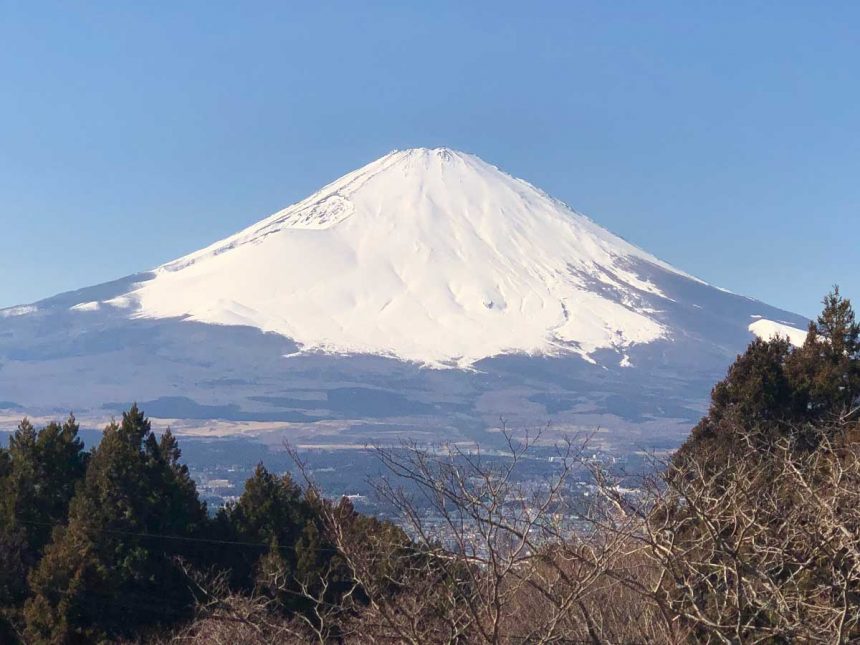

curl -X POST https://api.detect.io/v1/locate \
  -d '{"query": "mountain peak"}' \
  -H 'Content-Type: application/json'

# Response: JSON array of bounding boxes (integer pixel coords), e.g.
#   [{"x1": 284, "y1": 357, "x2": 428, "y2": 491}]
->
[
  {"x1": 162, "y1": 147, "x2": 509, "y2": 269},
  {"x1": 1, "y1": 151, "x2": 810, "y2": 444},
  {"x1": 369, "y1": 147, "x2": 489, "y2": 179},
  {"x1": 394, "y1": 146, "x2": 461, "y2": 156},
  {"x1": 390, "y1": 147, "x2": 469, "y2": 161},
  {"x1": 377, "y1": 147, "x2": 501, "y2": 178},
  {"x1": 63, "y1": 150, "x2": 723, "y2": 367}
]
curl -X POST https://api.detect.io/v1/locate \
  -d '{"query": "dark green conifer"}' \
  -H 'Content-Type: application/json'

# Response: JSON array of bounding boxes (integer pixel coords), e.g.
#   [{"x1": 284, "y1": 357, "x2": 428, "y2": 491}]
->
[
  {"x1": 0, "y1": 415, "x2": 87, "y2": 622},
  {"x1": 24, "y1": 405, "x2": 206, "y2": 643},
  {"x1": 679, "y1": 288, "x2": 860, "y2": 465},
  {"x1": 216, "y1": 464, "x2": 309, "y2": 589},
  {"x1": 787, "y1": 286, "x2": 860, "y2": 421}
]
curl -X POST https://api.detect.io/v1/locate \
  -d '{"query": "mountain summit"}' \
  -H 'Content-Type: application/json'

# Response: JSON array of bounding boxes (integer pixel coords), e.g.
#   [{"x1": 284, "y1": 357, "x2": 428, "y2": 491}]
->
[
  {"x1": 122, "y1": 148, "x2": 698, "y2": 367},
  {"x1": 0, "y1": 148, "x2": 809, "y2": 447}
]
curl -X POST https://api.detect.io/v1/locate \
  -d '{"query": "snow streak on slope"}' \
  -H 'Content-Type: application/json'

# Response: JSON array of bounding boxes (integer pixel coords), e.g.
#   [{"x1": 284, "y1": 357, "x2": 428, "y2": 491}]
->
[{"x1": 123, "y1": 148, "x2": 701, "y2": 367}]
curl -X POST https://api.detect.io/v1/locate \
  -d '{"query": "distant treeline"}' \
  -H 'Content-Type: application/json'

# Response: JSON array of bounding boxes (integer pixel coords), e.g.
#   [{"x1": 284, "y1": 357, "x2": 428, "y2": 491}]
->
[{"x1": 1, "y1": 288, "x2": 858, "y2": 644}]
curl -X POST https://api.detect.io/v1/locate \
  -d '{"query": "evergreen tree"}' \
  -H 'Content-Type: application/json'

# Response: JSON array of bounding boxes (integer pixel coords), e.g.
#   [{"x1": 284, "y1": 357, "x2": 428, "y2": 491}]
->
[
  {"x1": 0, "y1": 526, "x2": 29, "y2": 641},
  {"x1": 679, "y1": 288, "x2": 860, "y2": 463},
  {"x1": 295, "y1": 519, "x2": 324, "y2": 588},
  {"x1": 0, "y1": 416, "x2": 87, "y2": 611},
  {"x1": 678, "y1": 337, "x2": 796, "y2": 464},
  {"x1": 24, "y1": 405, "x2": 206, "y2": 643},
  {"x1": 787, "y1": 286, "x2": 860, "y2": 420},
  {"x1": 256, "y1": 535, "x2": 292, "y2": 606},
  {"x1": 709, "y1": 337, "x2": 797, "y2": 426},
  {"x1": 0, "y1": 445, "x2": 9, "y2": 478},
  {"x1": 8, "y1": 416, "x2": 87, "y2": 554},
  {"x1": 215, "y1": 464, "x2": 310, "y2": 589},
  {"x1": 214, "y1": 464, "x2": 354, "y2": 619},
  {"x1": 1, "y1": 419, "x2": 39, "y2": 541}
]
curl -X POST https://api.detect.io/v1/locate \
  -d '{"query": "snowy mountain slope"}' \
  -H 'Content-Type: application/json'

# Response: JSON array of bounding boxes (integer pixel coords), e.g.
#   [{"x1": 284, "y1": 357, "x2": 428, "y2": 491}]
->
[
  {"x1": 0, "y1": 148, "x2": 809, "y2": 449},
  {"x1": 121, "y1": 148, "x2": 699, "y2": 367}
]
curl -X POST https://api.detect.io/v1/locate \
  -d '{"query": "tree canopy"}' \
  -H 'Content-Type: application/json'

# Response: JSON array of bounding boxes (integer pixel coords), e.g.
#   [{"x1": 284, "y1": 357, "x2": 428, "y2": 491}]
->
[{"x1": 680, "y1": 287, "x2": 860, "y2": 461}]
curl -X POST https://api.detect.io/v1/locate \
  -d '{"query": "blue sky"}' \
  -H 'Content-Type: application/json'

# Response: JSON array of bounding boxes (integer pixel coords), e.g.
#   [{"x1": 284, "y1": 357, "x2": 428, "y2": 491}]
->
[{"x1": 1, "y1": 1, "x2": 857, "y2": 317}]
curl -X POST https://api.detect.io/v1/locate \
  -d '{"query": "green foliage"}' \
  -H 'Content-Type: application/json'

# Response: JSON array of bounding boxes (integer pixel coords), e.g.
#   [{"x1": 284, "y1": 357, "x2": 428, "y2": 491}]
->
[
  {"x1": 0, "y1": 413, "x2": 88, "y2": 638},
  {"x1": 0, "y1": 527, "x2": 28, "y2": 606},
  {"x1": 213, "y1": 463, "x2": 351, "y2": 618},
  {"x1": 0, "y1": 405, "x2": 408, "y2": 643},
  {"x1": 711, "y1": 337, "x2": 797, "y2": 426},
  {"x1": 228, "y1": 464, "x2": 307, "y2": 547},
  {"x1": 24, "y1": 405, "x2": 206, "y2": 643},
  {"x1": 212, "y1": 464, "x2": 309, "y2": 587},
  {"x1": 786, "y1": 286, "x2": 860, "y2": 420},
  {"x1": 295, "y1": 519, "x2": 324, "y2": 587},
  {"x1": 0, "y1": 416, "x2": 87, "y2": 556},
  {"x1": 680, "y1": 288, "x2": 860, "y2": 462}
]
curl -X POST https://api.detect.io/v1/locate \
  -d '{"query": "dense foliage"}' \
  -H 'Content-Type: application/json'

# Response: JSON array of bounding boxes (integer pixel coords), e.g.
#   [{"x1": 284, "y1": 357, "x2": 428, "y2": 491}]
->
[
  {"x1": 680, "y1": 286, "x2": 860, "y2": 461},
  {"x1": 0, "y1": 415, "x2": 87, "y2": 642},
  {"x1": 0, "y1": 406, "x2": 400, "y2": 644}
]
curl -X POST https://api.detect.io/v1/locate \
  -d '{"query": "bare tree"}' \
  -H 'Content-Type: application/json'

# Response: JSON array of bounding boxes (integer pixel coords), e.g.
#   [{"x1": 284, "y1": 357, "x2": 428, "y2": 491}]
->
[
  {"x1": 589, "y1": 422, "x2": 860, "y2": 644},
  {"x1": 159, "y1": 421, "x2": 858, "y2": 644},
  {"x1": 152, "y1": 561, "x2": 327, "y2": 645},
  {"x1": 288, "y1": 428, "x2": 683, "y2": 643}
]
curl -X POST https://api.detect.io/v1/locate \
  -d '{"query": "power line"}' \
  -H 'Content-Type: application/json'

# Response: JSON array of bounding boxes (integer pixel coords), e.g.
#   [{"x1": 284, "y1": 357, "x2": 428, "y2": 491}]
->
[{"x1": 13, "y1": 518, "x2": 342, "y2": 554}]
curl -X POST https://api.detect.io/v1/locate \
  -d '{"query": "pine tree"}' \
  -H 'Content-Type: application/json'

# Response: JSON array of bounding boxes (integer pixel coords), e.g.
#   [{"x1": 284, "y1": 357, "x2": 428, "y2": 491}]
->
[
  {"x1": 678, "y1": 337, "x2": 796, "y2": 464},
  {"x1": 215, "y1": 464, "x2": 310, "y2": 589},
  {"x1": 709, "y1": 337, "x2": 797, "y2": 426},
  {"x1": 0, "y1": 445, "x2": 9, "y2": 480},
  {"x1": 295, "y1": 519, "x2": 324, "y2": 588},
  {"x1": 213, "y1": 463, "x2": 356, "y2": 620},
  {"x1": 0, "y1": 526, "x2": 29, "y2": 639},
  {"x1": 256, "y1": 535, "x2": 292, "y2": 607},
  {"x1": 1, "y1": 419, "x2": 39, "y2": 535},
  {"x1": 787, "y1": 286, "x2": 860, "y2": 421},
  {"x1": 0, "y1": 416, "x2": 87, "y2": 616},
  {"x1": 24, "y1": 405, "x2": 206, "y2": 643},
  {"x1": 679, "y1": 288, "x2": 860, "y2": 463}
]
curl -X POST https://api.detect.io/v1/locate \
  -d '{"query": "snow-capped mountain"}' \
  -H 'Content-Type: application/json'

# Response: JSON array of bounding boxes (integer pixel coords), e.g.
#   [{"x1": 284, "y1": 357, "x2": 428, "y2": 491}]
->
[
  {"x1": 130, "y1": 148, "x2": 691, "y2": 367},
  {"x1": 0, "y1": 148, "x2": 808, "y2": 450}
]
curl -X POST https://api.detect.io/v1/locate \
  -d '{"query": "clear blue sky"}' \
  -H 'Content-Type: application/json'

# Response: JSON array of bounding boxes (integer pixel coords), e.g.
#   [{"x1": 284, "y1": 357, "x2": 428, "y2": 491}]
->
[{"x1": 1, "y1": 2, "x2": 857, "y2": 317}]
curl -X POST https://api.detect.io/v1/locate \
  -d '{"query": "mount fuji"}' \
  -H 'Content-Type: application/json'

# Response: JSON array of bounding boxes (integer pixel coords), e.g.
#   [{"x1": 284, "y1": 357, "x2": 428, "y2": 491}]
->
[{"x1": 0, "y1": 148, "x2": 807, "y2": 450}]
